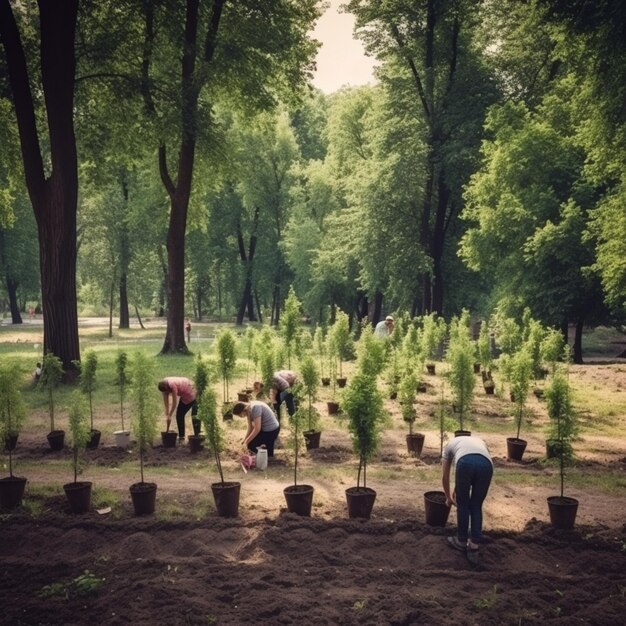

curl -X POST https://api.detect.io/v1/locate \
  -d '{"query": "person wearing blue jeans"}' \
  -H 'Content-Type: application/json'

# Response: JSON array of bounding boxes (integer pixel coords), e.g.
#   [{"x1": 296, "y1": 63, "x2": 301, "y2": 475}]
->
[
  {"x1": 270, "y1": 370, "x2": 298, "y2": 423},
  {"x1": 442, "y1": 433, "x2": 493, "y2": 564}
]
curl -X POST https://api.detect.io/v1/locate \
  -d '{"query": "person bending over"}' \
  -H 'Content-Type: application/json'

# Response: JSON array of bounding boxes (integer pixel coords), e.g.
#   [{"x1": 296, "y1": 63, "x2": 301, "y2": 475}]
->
[
  {"x1": 269, "y1": 369, "x2": 298, "y2": 420},
  {"x1": 158, "y1": 377, "x2": 198, "y2": 441},
  {"x1": 233, "y1": 400, "x2": 280, "y2": 457}
]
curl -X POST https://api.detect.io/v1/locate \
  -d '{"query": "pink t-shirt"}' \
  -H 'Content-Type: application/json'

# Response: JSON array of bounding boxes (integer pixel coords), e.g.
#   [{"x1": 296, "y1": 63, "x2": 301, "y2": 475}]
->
[{"x1": 163, "y1": 377, "x2": 196, "y2": 404}]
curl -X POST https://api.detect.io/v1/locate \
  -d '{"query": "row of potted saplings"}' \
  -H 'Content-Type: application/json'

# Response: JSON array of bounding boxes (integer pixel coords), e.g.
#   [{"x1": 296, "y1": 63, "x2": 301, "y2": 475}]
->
[{"x1": 1, "y1": 352, "x2": 579, "y2": 529}]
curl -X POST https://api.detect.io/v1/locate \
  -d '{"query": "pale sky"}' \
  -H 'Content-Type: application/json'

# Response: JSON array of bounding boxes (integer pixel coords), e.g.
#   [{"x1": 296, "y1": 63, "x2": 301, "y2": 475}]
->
[{"x1": 311, "y1": 0, "x2": 378, "y2": 94}]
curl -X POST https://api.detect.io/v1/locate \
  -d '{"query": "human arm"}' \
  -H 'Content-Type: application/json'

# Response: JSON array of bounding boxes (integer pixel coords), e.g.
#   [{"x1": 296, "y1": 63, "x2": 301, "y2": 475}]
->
[
  {"x1": 442, "y1": 458, "x2": 455, "y2": 507},
  {"x1": 243, "y1": 415, "x2": 261, "y2": 449}
]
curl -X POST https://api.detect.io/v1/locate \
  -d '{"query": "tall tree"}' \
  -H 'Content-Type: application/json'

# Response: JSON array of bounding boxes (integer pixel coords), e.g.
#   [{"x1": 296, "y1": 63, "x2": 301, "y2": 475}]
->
[
  {"x1": 0, "y1": 0, "x2": 81, "y2": 376},
  {"x1": 139, "y1": 0, "x2": 320, "y2": 352}
]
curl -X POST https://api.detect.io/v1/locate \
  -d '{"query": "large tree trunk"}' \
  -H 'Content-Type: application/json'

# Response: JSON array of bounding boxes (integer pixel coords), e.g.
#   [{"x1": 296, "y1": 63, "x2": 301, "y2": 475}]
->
[
  {"x1": 430, "y1": 169, "x2": 450, "y2": 315},
  {"x1": 119, "y1": 272, "x2": 129, "y2": 328},
  {"x1": 369, "y1": 290, "x2": 383, "y2": 325},
  {"x1": 236, "y1": 207, "x2": 260, "y2": 325},
  {"x1": 6, "y1": 276, "x2": 22, "y2": 324},
  {"x1": 0, "y1": 0, "x2": 81, "y2": 378}
]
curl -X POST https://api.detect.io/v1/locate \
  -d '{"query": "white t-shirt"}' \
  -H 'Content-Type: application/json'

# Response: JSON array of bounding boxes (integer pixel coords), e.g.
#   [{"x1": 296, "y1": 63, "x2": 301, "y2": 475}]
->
[
  {"x1": 442, "y1": 436, "x2": 492, "y2": 467},
  {"x1": 374, "y1": 321, "x2": 389, "y2": 338}
]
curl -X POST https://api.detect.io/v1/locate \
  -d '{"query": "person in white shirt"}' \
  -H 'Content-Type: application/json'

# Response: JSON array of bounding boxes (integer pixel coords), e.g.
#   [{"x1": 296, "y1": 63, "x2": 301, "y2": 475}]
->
[
  {"x1": 374, "y1": 315, "x2": 394, "y2": 338},
  {"x1": 442, "y1": 433, "x2": 493, "y2": 564}
]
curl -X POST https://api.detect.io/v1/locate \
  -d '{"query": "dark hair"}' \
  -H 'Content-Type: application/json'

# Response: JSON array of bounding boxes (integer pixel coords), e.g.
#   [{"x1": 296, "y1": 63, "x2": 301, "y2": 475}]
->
[
  {"x1": 157, "y1": 381, "x2": 169, "y2": 392},
  {"x1": 233, "y1": 402, "x2": 246, "y2": 415}
]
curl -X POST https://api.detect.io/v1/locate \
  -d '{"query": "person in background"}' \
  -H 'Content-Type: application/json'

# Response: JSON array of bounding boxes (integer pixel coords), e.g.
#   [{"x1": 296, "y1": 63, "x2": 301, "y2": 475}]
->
[
  {"x1": 33, "y1": 362, "x2": 42, "y2": 384},
  {"x1": 252, "y1": 381, "x2": 265, "y2": 400},
  {"x1": 442, "y1": 433, "x2": 493, "y2": 565},
  {"x1": 269, "y1": 369, "x2": 297, "y2": 421},
  {"x1": 374, "y1": 315, "x2": 394, "y2": 338},
  {"x1": 157, "y1": 376, "x2": 198, "y2": 441},
  {"x1": 185, "y1": 318, "x2": 192, "y2": 343},
  {"x1": 233, "y1": 400, "x2": 280, "y2": 457}
]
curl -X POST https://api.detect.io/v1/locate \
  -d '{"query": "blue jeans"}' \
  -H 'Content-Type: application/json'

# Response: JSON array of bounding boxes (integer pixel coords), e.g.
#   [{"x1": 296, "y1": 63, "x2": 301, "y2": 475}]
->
[
  {"x1": 274, "y1": 390, "x2": 296, "y2": 422},
  {"x1": 455, "y1": 454, "x2": 493, "y2": 542}
]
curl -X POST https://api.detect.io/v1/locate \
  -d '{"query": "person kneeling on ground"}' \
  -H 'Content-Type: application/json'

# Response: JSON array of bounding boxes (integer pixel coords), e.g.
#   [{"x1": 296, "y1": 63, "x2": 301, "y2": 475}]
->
[
  {"x1": 442, "y1": 433, "x2": 493, "y2": 565},
  {"x1": 157, "y1": 376, "x2": 199, "y2": 442},
  {"x1": 233, "y1": 400, "x2": 280, "y2": 457}
]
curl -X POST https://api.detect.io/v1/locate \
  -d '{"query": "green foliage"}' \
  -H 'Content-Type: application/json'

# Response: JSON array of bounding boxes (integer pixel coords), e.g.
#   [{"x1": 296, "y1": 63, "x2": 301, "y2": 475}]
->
[
  {"x1": 541, "y1": 329, "x2": 566, "y2": 375},
  {"x1": 130, "y1": 352, "x2": 158, "y2": 483},
  {"x1": 38, "y1": 353, "x2": 64, "y2": 432},
  {"x1": 313, "y1": 326, "x2": 326, "y2": 378},
  {"x1": 477, "y1": 320, "x2": 492, "y2": 373},
  {"x1": 490, "y1": 309, "x2": 522, "y2": 356},
  {"x1": 329, "y1": 310, "x2": 353, "y2": 377},
  {"x1": 0, "y1": 364, "x2": 26, "y2": 477},
  {"x1": 421, "y1": 313, "x2": 446, "y2": 363},
  {"x1": 114, "y1": 351, "x2": 128, "y2": 431},
  {"x1": 280, "y1": 286, "x2": 302, "y2": 367},
  {"x1": 355, "y1": 322, "x2": 386, "y2": 378},
  {"x1": 78, "y1": 351, "x2": 98, "y2": 430},
  {"x1": 39, "y1": 570, "x2": 104, "y2": 599},
  {"x1": 342, "y1": 372, "x2": 384, "y2": 489},
  {"x1": 399, "y1": 372, "x2": 418, "y2": 434},
  {"x1": 545, "y1": 370, "x2": 578, "y2": 496},
  {"x1": 197, "y1": 387, "x2": 225, "y2": 484},
  {"x1": 522, "y1": 316, "x2": 546, "y2": 379},
  {"x1": 194, "y1": 355, "x2": 211, "y2": 401},
  {"x1": 67, "y1": 390, "x2": 90, "y2": 483},
  {"x1": 299, "y1": 354, "x2": 320, "y2": 432},
  {"x1": 447, "y1": 315, "x2": 476, "y2": 431},
  {"x1": 216, "y1": 330, "x2": 237, "y2": 402},
  {"x1": 509, "y1": 349, "x2": 533, "y2": 439},
  {"x1": 286, "y1": 406, "x2": 308, "y2": 486}
]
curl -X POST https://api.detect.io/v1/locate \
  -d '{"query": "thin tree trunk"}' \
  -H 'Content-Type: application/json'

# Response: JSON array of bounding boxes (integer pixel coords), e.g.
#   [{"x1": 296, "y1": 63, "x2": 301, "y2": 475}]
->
[
  {"x1": 109, "y1": 279, "x2": 114, "y2": 338},
  {"x1": 6, "y1": 276, "x2": 22, "y2": 324},
  {"x1": 369, "y1": 290, "x2": 383, "y2": 326},
  {"x1": 134, "y1": 303, "x2": 145, "y2": 329}
]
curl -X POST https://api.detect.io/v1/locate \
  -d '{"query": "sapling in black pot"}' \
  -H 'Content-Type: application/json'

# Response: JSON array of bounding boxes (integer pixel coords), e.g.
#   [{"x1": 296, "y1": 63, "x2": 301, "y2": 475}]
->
[
  {"x1": 399, "y1": 372, "x2": 424, "y2": 458},
  {"x1": 280, "y1": 286, "x2": 301, "y2": 368},
  {"x1": 283, "y1": 397, "x2": 314, "y2": 516},
  {"x1": 330, "y1": 311, "x2": 352, "y2": 386},
  {"x1": 217, "y1": 329, "x2": 237, "y2": 419},
  {"x1": 507, "y1": 348, "x2": 533, "y2": 461},
  {"x1": 190, "y1": 354, "x2": 211, "y2": 444},
  {"x1": 77, "y1": 351, "x2": 99, "y2": 449},
  {"x1": 0, "y1": 365, "x2": 27, "y2": 510},
  {"x1": 39, "y1": 353, "x2": 65, "y2": 450},
  {"x1": 446, "y1": 315, "x2": 475, "y2": 435},
  {"x1": 545, "y1": 370, "x2": 579, "y2": 528},
  {"x1": 342, "y1": 371, "x2": 384, "y2": 519},
  {"x1": 129, "y1": 352, "x2": 158, "y2": 516},
  {"x1": 114, "y1": 351, "x2": 130, "y2": 448},
  {"x1": 63, "y1": 390, "x2": 92, "y2": 514},
  {"x1": 300, "y1": 354, "x2": 321, "y2": 449},
  {"x1": 199, "y1": 386, "x2": 241, "y2": 517}
]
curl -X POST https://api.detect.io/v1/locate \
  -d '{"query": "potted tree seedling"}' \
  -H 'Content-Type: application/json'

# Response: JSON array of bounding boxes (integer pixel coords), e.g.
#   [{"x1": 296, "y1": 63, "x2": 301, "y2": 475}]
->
[
  {"x1": 424, "y1": 383, "x2": 454, "y2": 527},
  {"x1": 129, "y1": 352, "x2": 159, "y2": 516},
  {"x1": 189, "y1": 355, "x2": 211, "y2": 453},
  {"x1": 314, "y1": 326, "x2": 329, "y2": 386},
  {"x1": 199, "y1": 386, "x2": 241, "y2": 517},
  {"x1": 400, "y1": 372, "x2": 424, "y2": 457},
  {"x1": 283, "y1": 396, "x2": 314, "y2": 516},
  {"x1": 477, "y1": 320, "x2": 493, "y2": 385},
  {"x1": 0, "y1": 365, "x2": 27, "y2": 510},
  {"x1": 422, "y1": 313, "x2": 446, "y2": 375},
  {"x1": 545, "y1": 370, "x2": 579, "y2": 528},
  {"x1": 330, "y1": 311, "x2": 352, "y2": 387},
  {"x1": 342, "y1": 371, "x2": 384, "y2": 519},
  {"x1": 114, "y1": 351, "x2": 131, "y2": 448},
  {"x1": 39, "y1": 353, "x2": 65, "y2": 450},
  {"x1": 243, "y1": 326, "x2": 257, "y2": 392},
  {"x1": 77, "y1": 351, "x2": 100, "y2": 449},
  {"x1": 280, "y1": 286, "x2": 301, "y2": 368},
  {"x1": 300, "y1": 354, "x2": 322, "y2": 450},
  {"x1": 326, "y1": 333, "x2": 340, "y2": 415},
  {"x1": 63, "y1": 391, "x2": 92, "y2": 514},
  {"x1": 217, "y1": 329, "x2": 237, "y2": 420},
  {"x1": 447, "y1": 317, "x2": 475, "y2": 435},
  {"x1": 506, "y1": 348, "x2": 533, "y2": 461}
]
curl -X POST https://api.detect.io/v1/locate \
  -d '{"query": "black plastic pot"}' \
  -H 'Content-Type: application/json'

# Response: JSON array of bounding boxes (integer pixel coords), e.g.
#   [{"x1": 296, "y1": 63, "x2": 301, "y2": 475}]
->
[
  {"x1": 484, "y1": 384, "x2": 495, "y2": 395},
  {"x1": 327, "y1": 401, "x2": 340, "y2": 415},
  {"x1": 426, "y1": 364, "x2": 436, "y2": 375},
  {"x1": 547, "y1": 496, "x2": 579, "y2": 529},
  {"x1": 406, "y1": 433, "x2": 425, "y2": 458},
  {"x1": 211, "y1": 481, "x2": 241, "y2": 517},
  {"x1": 284, "y1": 484, "x2": 314, "y2": 517},
  {"x1": 47, "y1": 430, "x2": 65, "y2": 451},
  {"x1": 336, "y1": 377, "x2": 347, "y2": 388},
  {"x1": 129, "y1": 482, "x2": 157, "y2": 516},
  {"x1": 345, "y1": 487, "x2": 376, "y2": 519},
  {"x1": 161, "y1": 431, "x2": 178, "y2": 448},
  {"x1": 4, "y1": 434, "x2": 18, "y2": 452},
  {"x1": 454, "y1": 430, "x2": 472, "y2": 437},
  {"x1": 0, "y1": 476, "x2": 27, "y2": 511},
  {"x1": 188, "y1": 435, "x2": 203, "y2": 453},
  {"x1": 321, "y1": 377, "x2": 330, "y2": 387},
  {"x1": 304, "y1": 430, "x2": 321, "y2": 450},
  {"x1": 63, "y1": 481, "x2": 92, "y2": 514},
  {"x1": 506, "y1": 437, "x2": 527, "y2": 461},
  {"x1": 424, "y1": 490, "x2": 451, "y2": 527},
  {"x1": 86, "y1": 429, "x2": 101, "y2": 450}
]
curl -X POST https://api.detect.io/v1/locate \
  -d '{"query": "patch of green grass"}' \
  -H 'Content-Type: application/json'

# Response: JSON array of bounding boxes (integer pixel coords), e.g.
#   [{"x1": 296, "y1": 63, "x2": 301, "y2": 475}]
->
[
  {"x1": 474, "y1": 585, "x2": 499, "y2": 610},
  {"x1": 499, "y1": 467, "x2": 626, "y2": 495}
]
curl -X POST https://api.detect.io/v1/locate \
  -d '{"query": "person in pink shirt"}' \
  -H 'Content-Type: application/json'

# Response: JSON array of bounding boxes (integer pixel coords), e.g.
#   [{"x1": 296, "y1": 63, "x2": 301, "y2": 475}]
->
[{"x1": 157, "y1": 376, "x2": 198, "y2": 441}]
